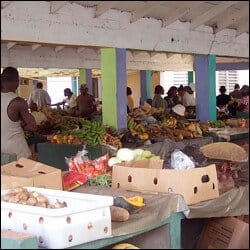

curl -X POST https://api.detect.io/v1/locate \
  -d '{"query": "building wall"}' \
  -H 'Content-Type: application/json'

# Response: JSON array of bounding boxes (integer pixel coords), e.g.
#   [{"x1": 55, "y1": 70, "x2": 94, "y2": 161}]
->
[{"x1": 127, "y1": 71, "x2": 160, "y2": 107}]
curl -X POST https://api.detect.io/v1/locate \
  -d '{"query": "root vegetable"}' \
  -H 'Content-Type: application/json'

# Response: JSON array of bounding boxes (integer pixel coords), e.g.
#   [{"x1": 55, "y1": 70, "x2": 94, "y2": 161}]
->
[
  {"x1": 36, "y1": 202, "x2": 47, "y2": 208},
  {"x1": 26, "y1": 197, "x2": 37, "y2": 206},
  {"x1": 8, "y1": 196, "x2": 20, "y2": 203},
  {"x1": 3, "y1": 193, "x2": 16, "y2": 202},
  {"x1": 36, "y1": 195, "x2": 48, "y2": 203},
  {"x1": 13, "y1": 187, "x2": 27, "y2": 193},
  {"x1": 15, "y1": 192, "x2": 29, "y2": 201},
  {"x1": 110, "y1": 206, "x2": 130, "y2": 222}
]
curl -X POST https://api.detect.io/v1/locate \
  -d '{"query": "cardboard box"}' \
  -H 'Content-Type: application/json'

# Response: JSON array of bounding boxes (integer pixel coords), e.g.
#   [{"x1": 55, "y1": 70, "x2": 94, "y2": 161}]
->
[
  {"x1": 196, "y1": 217, "x2": 249, "y2": 249},
  {"x1": 112, "y1": 159, "x2": 219, "y2": 205},
  {"x1": 1, "y1": 157, "x2": 62, "y2": 190}
]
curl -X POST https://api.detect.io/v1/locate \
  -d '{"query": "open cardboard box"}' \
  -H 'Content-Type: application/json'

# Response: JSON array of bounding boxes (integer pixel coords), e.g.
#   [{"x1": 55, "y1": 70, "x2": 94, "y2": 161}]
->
[
  {"x1": 112, "y1": 159, "x2": 219, "y2": 205},
  {"x1": 196, "y1": 216, "x2": 249, "y2": 249},
  {"x1": 1, "y1": 157, "x2": 62, "y2": 190}
]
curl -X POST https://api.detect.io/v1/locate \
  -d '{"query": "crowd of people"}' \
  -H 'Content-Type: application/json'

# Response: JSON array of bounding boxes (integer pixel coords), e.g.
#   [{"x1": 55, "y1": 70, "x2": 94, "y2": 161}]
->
[
  {"x1": 1, "y1": 66, "x2": 249, "y2": 160},
  {"x1": 216, "y1": 84, "x2": 249, "y2": 119}
]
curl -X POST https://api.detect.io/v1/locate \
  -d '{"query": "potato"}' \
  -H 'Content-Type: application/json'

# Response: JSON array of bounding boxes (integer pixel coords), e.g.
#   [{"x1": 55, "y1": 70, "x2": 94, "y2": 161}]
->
[
  {"x1": 26, "y1": 197, "x2": 37, "y2": 206},
  {"x1": 8, "y1": 196, "x2": 20, "y2": 203},
  {"x1": 36, "y1": 202, "x2": 47, "y2": 208},
  {"x1": 15, "y1": 192, "x2": 29, "y2": 201},
  {"x1": 12, "y1": 187, "x2": 27, "y2": 193},
  {"x1": 3, "y1": 193, "x2": 16, "y2": 202},
  {"x1": 36, "y1": 195, "x2": 48, "y2": 203},
  {"x1": 110, "y1": 206, "x2": 130, "y2": 222}
]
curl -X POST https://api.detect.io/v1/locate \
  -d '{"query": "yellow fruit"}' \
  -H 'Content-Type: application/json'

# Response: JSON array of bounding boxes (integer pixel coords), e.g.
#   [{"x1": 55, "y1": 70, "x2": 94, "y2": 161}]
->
[{"x1": 112, "y1": 243, "x2": 139, "y2": 249}]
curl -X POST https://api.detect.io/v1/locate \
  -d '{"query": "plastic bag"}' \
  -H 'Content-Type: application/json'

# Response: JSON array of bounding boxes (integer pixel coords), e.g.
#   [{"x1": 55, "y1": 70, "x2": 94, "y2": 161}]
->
[
  {"x1": 66, "y1": 146, "x2": 110, "y2": 178},
  {"x1": 170, "y1": 149, "x2": 195, "y2": 170}
]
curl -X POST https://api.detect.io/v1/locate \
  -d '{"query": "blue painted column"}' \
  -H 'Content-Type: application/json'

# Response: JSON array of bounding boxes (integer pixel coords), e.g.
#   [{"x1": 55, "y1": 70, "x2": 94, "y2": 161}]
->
[
  {"x1": 140, "y1": 70, "x2": 152, "y2": 105},
  {"x1": 79, "y1": 68, "x2": 93, "y2": 95},
  {"x1": 101, "y1": 48, "x2": 127, "y2": 129},
  {"x1": 194, "y1": 55, "x2": 217, "y2": 122}
]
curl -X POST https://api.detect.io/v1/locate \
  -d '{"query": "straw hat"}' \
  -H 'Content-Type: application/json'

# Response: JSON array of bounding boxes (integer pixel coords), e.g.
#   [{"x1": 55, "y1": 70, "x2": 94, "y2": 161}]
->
[
  {"x1": 200, "y1": 142, "x2": 248, "y2": 162},
  {"x1": 172, "y1": 104, "x2": 185, "y2": 117}
]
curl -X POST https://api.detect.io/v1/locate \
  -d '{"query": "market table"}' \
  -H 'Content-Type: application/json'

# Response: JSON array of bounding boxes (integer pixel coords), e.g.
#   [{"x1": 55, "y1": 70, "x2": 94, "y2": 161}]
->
[{"x1": 69, "y1": 186, "x2": 188, "y2": 249}]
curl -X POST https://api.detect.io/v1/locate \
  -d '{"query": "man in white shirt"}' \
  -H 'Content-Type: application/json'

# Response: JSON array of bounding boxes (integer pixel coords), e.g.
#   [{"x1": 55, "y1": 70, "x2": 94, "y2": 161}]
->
[
  {"x1": 28, "y1": 82, "x2": 51, "y2": 109},
  {"x1": 183, "y1": 86, "x2": 196, "y2": 107},
  {"x1": 50, "y1": 88, "x2": 77, "y2": 115}
]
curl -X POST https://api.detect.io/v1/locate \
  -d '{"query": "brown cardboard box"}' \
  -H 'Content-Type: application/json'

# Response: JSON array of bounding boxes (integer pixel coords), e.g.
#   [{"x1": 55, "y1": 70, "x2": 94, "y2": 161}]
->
[
  {"x1": 112, "y1": 159, "x2": 219, "y2": 205},
  {"x1": 1, "y1": 157, "x2": 62, "y2": 190},
  {"x1": 196, "y1": 217, "x2": 249, "y2": 249}
]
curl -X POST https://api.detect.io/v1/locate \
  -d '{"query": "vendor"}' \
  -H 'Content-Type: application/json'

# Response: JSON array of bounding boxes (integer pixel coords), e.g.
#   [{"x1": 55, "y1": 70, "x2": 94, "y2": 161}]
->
[
  {"x1": 1, "y1": 67, "x2": 37, "y2": 159},
  {"x1": 50, "y1": 88, "x2": 77, "y2": 115},
  {"x1": 29, "y1": 102, "x2": 47, "y2": 125},
  {"x1": 171, "y1": 104, "x2": 188, "y2": 122},
  {"x1": 164, "y1": 86, "x2": 179, "y2": 111},
  {"x1": 152, "y1": 85, "x2": 168, "y2": 111},
  {"x1": 75, "y1": 84, "x2": 96, "y2": 118},
  {"x1": 127, "y1": 87, "x2": 135, "y2": 113}
]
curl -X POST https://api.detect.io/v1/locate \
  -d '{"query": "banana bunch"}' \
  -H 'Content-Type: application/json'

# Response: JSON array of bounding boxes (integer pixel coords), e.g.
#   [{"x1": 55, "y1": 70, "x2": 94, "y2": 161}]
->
[
  {"x1": 162, "y1": 117, "x2": 177, "y2": 128},
  {"x1": 73, "y1": 120, "x2": 105, "y2": 146},
  {"x1": 127, "y1": 116, "x2": 137, "y2": 130}
]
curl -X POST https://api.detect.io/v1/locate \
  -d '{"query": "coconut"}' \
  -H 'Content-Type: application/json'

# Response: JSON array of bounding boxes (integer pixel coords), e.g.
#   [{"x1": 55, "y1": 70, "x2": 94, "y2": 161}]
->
[{"x1": 200, "y1": 142, "x2": 248, "y2": 162}]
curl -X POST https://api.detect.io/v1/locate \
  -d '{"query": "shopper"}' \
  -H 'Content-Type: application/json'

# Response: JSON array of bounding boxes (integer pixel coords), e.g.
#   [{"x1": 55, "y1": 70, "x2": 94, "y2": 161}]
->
[
  {"x1": 177, "y1": 85, "x2": 185, "y2": 104},
  {"x1": 1, "y1": 67, "x2": 37, "y2": 159},
  {"x1": 127, "y1": 87, "x2": 135, "y2": 113},
  {"x1": 75, "y1": 84, "x2": 96, "y2": 118},
  {"x1": 216, "y1": 86, "x2": 232, "y2": 108},
  {"x1": 28, "y1": 81, "x2": 51, "y2": 109},
  {"x1": 152, "y1": 85, "x2": 168, "y2": 111},
  {"x1": 164, "y1": 86, "x2": 179, "y2": 110},
  {"x1": 50, "y1": 88, "x2": 77, "y2": 115},
  {"x1": 236, "y1": 85, "x2": 249, "y2": 118},
  {"x1": 183, "y1": 86, "x2": 196, "y2": 107},
  {"x1": 229, "y1": 84, "x2": 242, "y2": 99}
]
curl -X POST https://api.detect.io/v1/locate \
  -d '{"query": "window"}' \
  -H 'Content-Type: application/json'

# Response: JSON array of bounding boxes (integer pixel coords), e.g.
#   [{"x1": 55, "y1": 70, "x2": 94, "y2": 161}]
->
[
  {"x1": 160, "y1": 71, "x2": 188, "y2": 95},
  {"x1": 216, "y1": 70, "x2": 249, "y2": 96},
  {"x1": 47, "y1": 77, "x2": 72, "y2": 104}
]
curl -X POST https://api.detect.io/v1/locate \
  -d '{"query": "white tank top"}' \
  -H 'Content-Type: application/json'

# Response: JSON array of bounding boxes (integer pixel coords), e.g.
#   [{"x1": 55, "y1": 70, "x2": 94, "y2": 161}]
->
[{"x1": 1, "y1": 92, "x2": 31, "y2": 159}]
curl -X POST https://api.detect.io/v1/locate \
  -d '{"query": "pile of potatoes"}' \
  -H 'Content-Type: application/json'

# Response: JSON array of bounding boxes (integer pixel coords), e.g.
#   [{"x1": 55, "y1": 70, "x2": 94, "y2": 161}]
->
[{"x1": 2, "y1": 187, "x2": 67, "y2": 209}]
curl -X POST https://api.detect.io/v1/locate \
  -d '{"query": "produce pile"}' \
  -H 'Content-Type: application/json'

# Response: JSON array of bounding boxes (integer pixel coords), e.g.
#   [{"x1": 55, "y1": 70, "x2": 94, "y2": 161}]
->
[
  {"x1": 2, "y1": 187, "x2": 67, "y2": 209},
  {"x1": 127, "y1": 115, "x2": 203, "y2": 142}
]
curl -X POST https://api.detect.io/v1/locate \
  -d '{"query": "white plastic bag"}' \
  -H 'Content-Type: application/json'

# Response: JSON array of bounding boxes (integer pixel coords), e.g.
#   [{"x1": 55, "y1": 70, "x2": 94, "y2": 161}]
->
[{"x1": 170, "y1": 149, "x2": 195, "y2": 170}]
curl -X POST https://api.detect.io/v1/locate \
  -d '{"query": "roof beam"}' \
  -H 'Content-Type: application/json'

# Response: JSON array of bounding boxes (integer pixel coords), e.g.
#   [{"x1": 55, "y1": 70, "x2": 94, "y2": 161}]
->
[
  {"x1": 236, "y1": 17, "x2": 249, "y2": 36},
  {"x1": 214, "y1": 8, "x2": 249, "y2": 33},
  {"x1": 31, "y1": 44, "x2": 41, "y2": 51},
  {"x1": 76, "y1": 48, "x2": 86, "y2": 53},
  {"x1": 95, "y1": 1, "x2": 118, "y2": 18},
  {"x1": 7, "y1": 42, "x2": 17, "y2": 50},
  {"x1": 1, "y1": 1, "x2": 12, "y2": 9},
  {"x1": 166, "y1": 53, "x2": 175, "y2": 59},
  {"x1": 162, "y1": 2, "x2": 202, "y2": 28},
  {"x1": 50, "y1": 1, "x2": 67, "y2": 14},
  {"x1": 181, "y1": 54, "x2": 190, "y2": 60},
  {"x1": 190, "y1": 1, "x2": 237, "y2": 30},
  {"x1": 130, "y1": 5, "x2": 158, "y2": 23},
  {"x1": 55, "y1": 46, "x2": 65, "y2": 52}
]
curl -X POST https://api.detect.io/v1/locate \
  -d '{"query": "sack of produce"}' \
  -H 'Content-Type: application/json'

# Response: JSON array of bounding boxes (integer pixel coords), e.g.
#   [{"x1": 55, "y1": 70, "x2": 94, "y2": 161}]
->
[{"x1": 200, "y1": 142, "x2": 248, "y2": 162}]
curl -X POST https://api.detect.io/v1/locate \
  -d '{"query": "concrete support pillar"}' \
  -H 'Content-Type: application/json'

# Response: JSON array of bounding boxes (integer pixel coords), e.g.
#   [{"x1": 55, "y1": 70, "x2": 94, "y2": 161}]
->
[
  {"x1": 194, "y1": 55, "x2": 217, "y2": 122},
  {"x1": 188, "y1": 71, "x2": 194, "y2": 85},
  {"x1": 101, "y1": 48, "x2": 127, "y2": 129},
  {"x1": 140, "y1": 70, "x2": 152, "y2": 105},
  {"x1": 79, "y1": 68, "x2": 92, "y2": 95}
]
